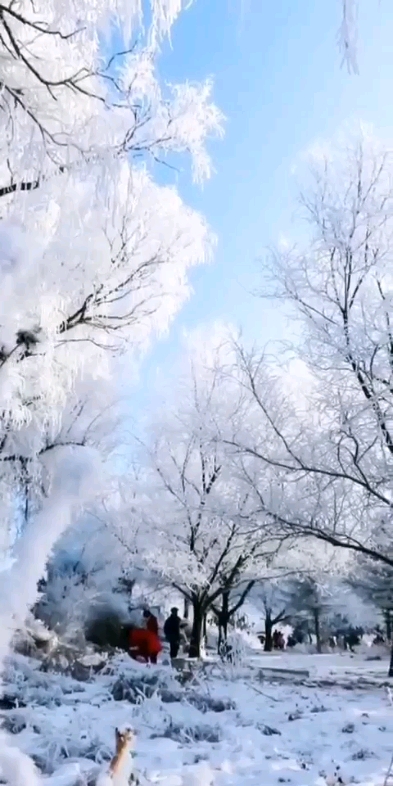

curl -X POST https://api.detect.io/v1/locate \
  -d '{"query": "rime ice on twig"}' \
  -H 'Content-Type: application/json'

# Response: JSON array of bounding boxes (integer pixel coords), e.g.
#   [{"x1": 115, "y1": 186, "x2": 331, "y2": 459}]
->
[{"x1": 338, "y1": 0, "x2": 359, "y2": 74}]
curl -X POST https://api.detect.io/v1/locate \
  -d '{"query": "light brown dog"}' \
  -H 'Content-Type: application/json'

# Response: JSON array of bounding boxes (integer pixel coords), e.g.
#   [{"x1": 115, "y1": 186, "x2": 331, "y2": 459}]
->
[{"x1": 108, "y1": 728, "x2": 136, "y2": 785}]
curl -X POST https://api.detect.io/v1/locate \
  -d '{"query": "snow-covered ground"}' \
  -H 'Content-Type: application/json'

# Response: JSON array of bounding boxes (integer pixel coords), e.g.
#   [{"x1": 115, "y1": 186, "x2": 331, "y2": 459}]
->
[
  {"x1": 246, "y1": 650, "x2": 391, "y2": 680},
  {"x1": 1, "y1": 650, "x2": 393, "y2": 786}
]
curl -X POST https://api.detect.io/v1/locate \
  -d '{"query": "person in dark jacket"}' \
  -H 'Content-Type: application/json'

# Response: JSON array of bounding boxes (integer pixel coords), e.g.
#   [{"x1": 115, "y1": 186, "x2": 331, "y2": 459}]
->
[{"x1": 164, "y1": 607, "x2": 181, "y2": 659}]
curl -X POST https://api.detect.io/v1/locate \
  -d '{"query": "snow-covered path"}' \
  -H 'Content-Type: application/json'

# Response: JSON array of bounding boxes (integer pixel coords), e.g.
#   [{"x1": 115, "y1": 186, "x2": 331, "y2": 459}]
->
[{"x1": 245, "y1": 650, "x2": 391, "y2": 681}]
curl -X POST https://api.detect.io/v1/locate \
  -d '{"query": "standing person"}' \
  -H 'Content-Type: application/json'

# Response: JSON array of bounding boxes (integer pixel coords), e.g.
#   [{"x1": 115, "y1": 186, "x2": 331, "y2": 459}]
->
[
  {"x1": 145, "y1": 627, "x2": 162, "y2": 664},
  {"x1": 143, "y1": 608, "x2": 161, "y2": 664},
  {"x1": 128, "y1": 627, "x2": 148, "y2": 662},
  {"x1": 164, "y1": 607, "x2": 181, "y2": 659},
  {"x1": 143, "y1": 608, "x2": 159, "y2": 636},
  {"x1": 128, "y1": 626, "x2": 162, "y2": 664}
]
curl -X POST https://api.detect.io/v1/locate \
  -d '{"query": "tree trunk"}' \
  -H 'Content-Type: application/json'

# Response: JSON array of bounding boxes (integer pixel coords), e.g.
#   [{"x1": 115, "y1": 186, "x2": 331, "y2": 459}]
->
[
  {"x1": 389, "y1": 640, "x2": 393, "y2": 678},
  {"x1": 189, "y1": 599, "x2": 204, "y2": 659},
  {"x1": 314, "y1": 609, "x2": 322, "y2": 653},
  {"x1": 217, "y1": 614, "x2": 230, "y2": 654},
  {"x1": 216, "y1": 591, "x2": 231, "y2": 654},
  {"x1": 220, "y1": 591, "x2": 229, "y2": 646},
  {"x1": 203, "y1": 613, "x2": 207, "y2": 639},
  {"x1": 183, "y1": 598, "x2": 190, "y2": 620},
  {"x1": 217, "y1": 622, "x2": 223, "y2": 654},
  {"x1": 264, "y1": 612, "x2": 273, "y2": 652},
  {"x1": 384, "y1": 609, "x2": 392, "y2": 641}
]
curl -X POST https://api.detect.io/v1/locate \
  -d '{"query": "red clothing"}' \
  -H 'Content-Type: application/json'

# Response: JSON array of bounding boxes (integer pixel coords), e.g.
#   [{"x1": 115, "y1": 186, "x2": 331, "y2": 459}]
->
[
  {"x1": 147, "y1": 629, "x2": 162, "y2": 657},
  {"x1": 129, "y1": 627, "x2": 162, "y2": 662},
  {"x1": 146, "y1": 614, "x2": 159, "y2": 636}
]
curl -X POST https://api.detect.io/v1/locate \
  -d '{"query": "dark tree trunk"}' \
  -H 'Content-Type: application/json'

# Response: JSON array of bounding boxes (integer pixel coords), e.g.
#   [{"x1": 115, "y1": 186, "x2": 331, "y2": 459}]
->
[
  {"x1": 189, "y1": 599, "x2": 204, "y2": 658},
  {"x1": 215, "y1": 591, "x2": 231, "y2": 654},
  {"x1": 384, "y1": 609, "x2": 392, "y2": 641},
  {"x1": 264, "y1": 612, "x2": 273, "y2": 652},
  {"x1": 183, "y1": 598, "x2": 190, "y2": 620},
  {"x1": 217, "y1": 623, "x2": 222, "y2": 653},
  {"x1": 217, "y1": 617, "x2": 230, "y2": 654},
  {"x1": 387, "y1": 639, "x2": 393, "y2": 678},
  {"x1": 314, "y1": 609, "x2": 322, "y2": 653},
  {"x1": 203, "y1": 613, "x2": 207, "y2": 639}
]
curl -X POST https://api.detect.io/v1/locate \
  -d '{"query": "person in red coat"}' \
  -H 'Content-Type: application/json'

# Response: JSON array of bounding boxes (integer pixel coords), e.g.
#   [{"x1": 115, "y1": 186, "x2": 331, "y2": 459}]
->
[
  {"x1": 143, "y1": 609, "x2": 159, "y2": 636},
  {"x1": 128, "y1": 627, "x2": 147, "y2": 662},
  {"x1": 128, "y1": 625, "x2": 162, "y2": 664},
  {"x1": 142, "y1": 609, "x2": 161, "y2": 663}
]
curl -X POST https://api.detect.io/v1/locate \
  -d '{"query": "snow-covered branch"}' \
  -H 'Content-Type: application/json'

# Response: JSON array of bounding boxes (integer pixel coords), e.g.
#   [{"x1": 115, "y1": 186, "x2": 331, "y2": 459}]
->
[{"x1": 231, "y1": 130, "x2": 393, "y2": 573}]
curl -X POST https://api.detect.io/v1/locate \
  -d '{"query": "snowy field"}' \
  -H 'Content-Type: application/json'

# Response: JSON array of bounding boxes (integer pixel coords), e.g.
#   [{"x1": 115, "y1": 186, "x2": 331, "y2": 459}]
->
[
  {"x1": 245, "y1": 650, "x2": 391, "y2": 681},
  {"x1": 2, "y1": 650, "x2": 393, "y2": 786}
]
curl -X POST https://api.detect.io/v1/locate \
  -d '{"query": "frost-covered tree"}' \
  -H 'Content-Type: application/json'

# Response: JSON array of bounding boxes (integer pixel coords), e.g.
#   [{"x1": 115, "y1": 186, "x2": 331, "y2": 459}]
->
[
  {"x1": 339, "y1": 0, "x2": 359, "y2": 73},
  {"x1": 229, "y1": 130, "x2": 393, "y2": 670},
  {"x1": 0, "y1": 3, "x2": 223, "y2": 775},
  {"x1": 0, "y1": 0, "x2": 222, "y2": 538},
  {"x1": 34, "y1": 510, "x2": 130, "y2": 637},
  {"x1": 282, "y1": 577, "x2": 335, "y2": 653},
  {"x1": 349, "y1": 553, "x2": 393, "y2": 639},
  {"x1": 233, "y1": 131, "x2": 393, "y2": 570},
  {"x1": 115, "y1": 327, "x2": 282, "y2": 658},
  {"x1": 0, "y1": 2, "x2": 222, "y2": 553},
  {"x1": 0, "y1": 162, "x2": 217, "y2": 536},
  {"x1": 249, "y1": 580, "x2": 291, "y2": 652},
  {"x1": 0, "y1": 0, "x2": 221, "y2": 183},
  {"x1": 210, "y1": 578, "x2": 256, "y2": 653}
]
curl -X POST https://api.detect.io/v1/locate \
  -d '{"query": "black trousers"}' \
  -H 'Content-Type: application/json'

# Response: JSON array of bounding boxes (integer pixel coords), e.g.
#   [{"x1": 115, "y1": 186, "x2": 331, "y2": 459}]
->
[{"x1": 169, "y1": 639, "x2": 180, "y2": 659}]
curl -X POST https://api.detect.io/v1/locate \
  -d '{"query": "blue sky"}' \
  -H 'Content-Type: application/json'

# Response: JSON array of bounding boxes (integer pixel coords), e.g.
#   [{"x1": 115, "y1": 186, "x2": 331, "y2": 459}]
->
[{"x1": 130, "y1": 0, "x2": 393, "y2": 400}]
